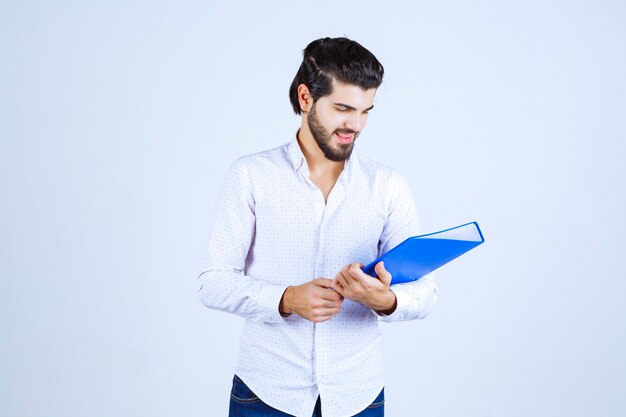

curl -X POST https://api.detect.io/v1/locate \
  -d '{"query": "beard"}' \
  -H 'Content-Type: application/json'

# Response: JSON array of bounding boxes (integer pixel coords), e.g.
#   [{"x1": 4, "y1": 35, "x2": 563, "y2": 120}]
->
[{"x1": 307, "y1": 104, "x2": 359, "y2": 162}]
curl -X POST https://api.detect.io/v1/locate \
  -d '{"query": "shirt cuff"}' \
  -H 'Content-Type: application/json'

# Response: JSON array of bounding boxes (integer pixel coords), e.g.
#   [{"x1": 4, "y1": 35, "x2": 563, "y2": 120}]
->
[
  {"x1": 377, "y1": 274, "x2": 438, "y2": 322},
  {"x1": 256, "y1": 283, "x2": 291, "y2": 323}
]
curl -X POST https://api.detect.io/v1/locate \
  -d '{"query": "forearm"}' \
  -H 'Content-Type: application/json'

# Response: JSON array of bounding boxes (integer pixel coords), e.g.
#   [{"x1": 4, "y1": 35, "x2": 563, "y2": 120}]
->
[{"x1": 197, "y1": 269, "x2": 287, "y2": 323}]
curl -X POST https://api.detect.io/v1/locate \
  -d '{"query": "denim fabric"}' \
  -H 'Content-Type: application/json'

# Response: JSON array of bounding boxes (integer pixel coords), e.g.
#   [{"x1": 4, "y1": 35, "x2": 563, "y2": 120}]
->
[
  {"x1": 228, "y1": 375, "x2": 384, "y2": 417},
  {"x1": 351, "y1": 388, "x2": 384, "y2": 417}
]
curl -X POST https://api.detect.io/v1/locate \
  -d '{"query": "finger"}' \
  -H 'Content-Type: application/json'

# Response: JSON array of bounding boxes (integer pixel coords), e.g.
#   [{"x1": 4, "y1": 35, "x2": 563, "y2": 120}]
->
[
  {"x1": 313, "y1": 308, "x2": 341, "y2": 320},
  {"x1": 331, "y1": 279, "x2": 346, "y2": 296},
  {"x1": 348, "y1": 262, "x2": 365, "y2": 280},
  {"x1": 320, "y1": 287, "x2": 343, "y2": 301},
  {"x1": 348, "y1": 265, "x2": 373, "y2": 290},
  {"x1": 314, "y1": 277, "x2": 334, "y2": 288},
  {"x1": 312, "y1": 314, "x2": 337, "y2": 323},
  {"x1": 335, "y1": 271, "x2": 351, "y2": 290},
  {"x1": 374, "y1": 261, "x2": 392, "y2": 287},
  {"x1": 321, "y1": 305, "x2": 342, "y2": 314},
  {"x1": 316, "y1": 299, "x2": 342, "y2": 309}
]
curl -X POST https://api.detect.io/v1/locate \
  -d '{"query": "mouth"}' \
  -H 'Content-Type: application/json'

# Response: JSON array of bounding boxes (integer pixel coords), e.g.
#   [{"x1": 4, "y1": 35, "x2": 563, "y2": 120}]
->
[{"x1": 334, "y1": 132, "x2": 355, "y2": 144}]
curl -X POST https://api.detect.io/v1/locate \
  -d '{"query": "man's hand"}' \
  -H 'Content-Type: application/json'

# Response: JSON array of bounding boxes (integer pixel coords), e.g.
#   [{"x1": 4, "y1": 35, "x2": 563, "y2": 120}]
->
[
  {"x1": 331, "y1": 262, "x2": 397, "y2": 315},
  {"x1": 279, "y1": 278, "x2": 344, "y2": 322}
]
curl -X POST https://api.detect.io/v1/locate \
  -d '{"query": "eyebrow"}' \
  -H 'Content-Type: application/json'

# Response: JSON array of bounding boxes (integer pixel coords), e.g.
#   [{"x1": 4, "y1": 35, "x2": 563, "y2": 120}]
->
[{"x1": 333, "y1": 102, "x2": 375, "y2": 112}]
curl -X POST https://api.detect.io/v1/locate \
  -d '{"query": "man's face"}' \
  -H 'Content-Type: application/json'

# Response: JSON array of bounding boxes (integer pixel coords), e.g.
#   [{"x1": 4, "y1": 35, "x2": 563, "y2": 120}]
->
[{"x1": 307, "y1": 80, "x2": 376, "y2": 162}]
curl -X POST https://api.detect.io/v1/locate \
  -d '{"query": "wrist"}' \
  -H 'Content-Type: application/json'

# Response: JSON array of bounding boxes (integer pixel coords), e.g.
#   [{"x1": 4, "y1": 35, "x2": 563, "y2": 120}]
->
[
  {"x1": 374, "y1": 290, "x2": 397, "y2": 315},
  {"x1": 279, "y1": 286, "x2": 294, "y2": 315}
]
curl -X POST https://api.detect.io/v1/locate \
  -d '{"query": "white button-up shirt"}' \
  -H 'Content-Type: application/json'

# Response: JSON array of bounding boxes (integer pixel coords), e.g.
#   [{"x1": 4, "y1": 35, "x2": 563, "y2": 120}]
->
[{"x1": 198, "y1": 138, "x2": 437, "y2": 417}]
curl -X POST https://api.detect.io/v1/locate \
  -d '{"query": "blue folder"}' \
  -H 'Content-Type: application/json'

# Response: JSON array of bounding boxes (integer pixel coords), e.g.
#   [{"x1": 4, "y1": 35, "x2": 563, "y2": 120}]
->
[{"x1": 362, "y1": 221, "x2": 485, "y2": 285}]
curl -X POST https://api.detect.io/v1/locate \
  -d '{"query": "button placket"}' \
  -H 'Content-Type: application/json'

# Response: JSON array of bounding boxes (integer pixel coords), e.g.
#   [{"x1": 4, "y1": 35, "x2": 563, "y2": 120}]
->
[
  {"x1": 312, "y1": 185, "x2": 327, "y2": 388},
  {"x1": 313, "y1": 183, "x2": 347, "y2": 392},
  {"x1": 303, "y1": 164, "x2": 349, "y2": 393}
]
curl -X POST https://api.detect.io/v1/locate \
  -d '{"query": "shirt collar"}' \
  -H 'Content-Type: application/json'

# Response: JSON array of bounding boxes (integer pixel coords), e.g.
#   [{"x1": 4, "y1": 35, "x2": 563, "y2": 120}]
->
[{"x1": 287, "y1": 134, "x2": 306, "y2": 171}]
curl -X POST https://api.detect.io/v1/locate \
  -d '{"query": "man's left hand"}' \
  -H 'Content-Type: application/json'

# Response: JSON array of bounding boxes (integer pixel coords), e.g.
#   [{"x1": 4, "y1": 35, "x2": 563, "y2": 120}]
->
[{"x1": 331, "y1": 261, "x2": 397, "y2": 315}]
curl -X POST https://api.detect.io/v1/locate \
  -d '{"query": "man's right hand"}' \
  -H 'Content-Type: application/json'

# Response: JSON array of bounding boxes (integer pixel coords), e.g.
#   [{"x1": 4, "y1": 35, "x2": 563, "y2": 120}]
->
[{"x1": 279, "y1": 278, "x2": 343, "y2": 322}]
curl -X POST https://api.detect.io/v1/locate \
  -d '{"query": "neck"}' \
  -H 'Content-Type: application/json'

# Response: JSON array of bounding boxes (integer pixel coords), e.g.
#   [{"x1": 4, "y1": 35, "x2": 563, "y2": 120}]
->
[{"x1": 297, "y1": 126, "x2": 345, "y2": 177}]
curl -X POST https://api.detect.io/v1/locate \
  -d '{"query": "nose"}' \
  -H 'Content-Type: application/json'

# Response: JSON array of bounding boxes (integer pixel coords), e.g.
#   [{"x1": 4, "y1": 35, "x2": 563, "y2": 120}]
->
[{"x1": 345, "y1": 112, "x2": 366, "y2": 132}]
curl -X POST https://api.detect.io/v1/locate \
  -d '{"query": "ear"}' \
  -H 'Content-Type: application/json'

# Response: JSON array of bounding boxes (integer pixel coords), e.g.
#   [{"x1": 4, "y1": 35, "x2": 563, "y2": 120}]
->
[{"x1": 297, "y1": 84, "x2": 313, "y2": 113}]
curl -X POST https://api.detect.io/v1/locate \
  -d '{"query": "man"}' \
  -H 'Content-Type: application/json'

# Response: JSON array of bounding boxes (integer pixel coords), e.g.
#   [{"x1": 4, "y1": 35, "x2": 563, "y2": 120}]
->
[{"x1": 198, "y1": 37, "x2": 437, "y2": 417}]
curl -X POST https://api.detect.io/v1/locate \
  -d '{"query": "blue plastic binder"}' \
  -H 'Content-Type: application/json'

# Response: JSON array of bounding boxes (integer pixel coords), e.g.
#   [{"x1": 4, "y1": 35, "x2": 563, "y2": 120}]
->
[{"x1": 362, "y1": 221, "x2": 485, "y2": 285}]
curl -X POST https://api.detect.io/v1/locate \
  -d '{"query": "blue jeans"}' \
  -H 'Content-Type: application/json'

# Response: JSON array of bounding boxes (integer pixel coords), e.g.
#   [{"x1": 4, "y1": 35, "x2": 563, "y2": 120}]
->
[{"x1": 229, "y1": 375, "x2": 384, "y2": 417}]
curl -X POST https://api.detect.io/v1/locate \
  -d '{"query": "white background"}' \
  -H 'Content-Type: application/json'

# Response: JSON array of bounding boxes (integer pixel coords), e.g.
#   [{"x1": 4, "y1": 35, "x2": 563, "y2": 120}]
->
[{"x1": 1, "y1": 1, "x2": 625, "y2": 416}]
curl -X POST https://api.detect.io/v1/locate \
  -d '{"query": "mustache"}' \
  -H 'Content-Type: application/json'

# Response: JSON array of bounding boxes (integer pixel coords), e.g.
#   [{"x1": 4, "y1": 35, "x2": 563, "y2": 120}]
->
[{"x1": 334, "y1": 129, "x2": 358, "y2": 135}]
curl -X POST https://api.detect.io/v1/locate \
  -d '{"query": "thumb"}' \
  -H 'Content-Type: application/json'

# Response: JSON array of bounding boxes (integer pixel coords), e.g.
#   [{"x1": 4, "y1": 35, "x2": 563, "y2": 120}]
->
[{"x1": 375, "y1": 261, "x2": 392, "y2": 287}]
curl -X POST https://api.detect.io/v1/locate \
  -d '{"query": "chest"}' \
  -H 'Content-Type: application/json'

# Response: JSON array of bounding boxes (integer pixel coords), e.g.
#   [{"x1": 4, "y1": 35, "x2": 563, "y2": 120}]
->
[
  {"x1": 253, "y1": 172, "x2": 386, "y2": 253},
  {"x1": 308, "y1": 173, "x2": 340, "y2": 202}
]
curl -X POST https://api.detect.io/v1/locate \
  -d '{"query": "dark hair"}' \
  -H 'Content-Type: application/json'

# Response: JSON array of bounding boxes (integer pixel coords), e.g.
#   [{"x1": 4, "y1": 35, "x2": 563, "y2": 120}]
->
[{"x1": 289, "y1": 37, "x2": 384, "y2": 115}]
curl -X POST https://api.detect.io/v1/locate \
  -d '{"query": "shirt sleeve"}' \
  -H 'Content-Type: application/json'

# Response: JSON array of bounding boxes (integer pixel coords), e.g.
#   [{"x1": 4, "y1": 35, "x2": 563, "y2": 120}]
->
[
  {"x1": 375, "y1": 171, "x2": 438, "y2": 322},
  {"x1": 197, "y1": 159, "x2": 287, "y2": 324}
]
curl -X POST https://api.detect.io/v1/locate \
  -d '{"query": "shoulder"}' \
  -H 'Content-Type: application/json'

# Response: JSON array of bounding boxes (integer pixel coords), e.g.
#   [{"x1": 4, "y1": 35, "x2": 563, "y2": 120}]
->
[
  {"x1": 352, "y1": 153, "x2": 410, "y2": 191},
  {"x1": 227, "y1": 142, "x2": 291, "y2": 175},
  {"x1": 222, "y1": 143, "x2": 295, "y2": 197}
]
